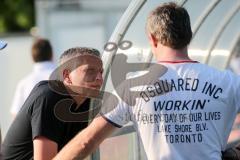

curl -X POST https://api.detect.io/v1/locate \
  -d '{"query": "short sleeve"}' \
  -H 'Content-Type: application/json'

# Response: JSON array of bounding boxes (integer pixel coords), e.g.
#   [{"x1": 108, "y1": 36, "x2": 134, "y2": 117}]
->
[
  {"x1": 101, "y1": 100, "x2": 130, "y2": 128},
  {"x1": 30, "y1": 95, "x2": 64, "y2": 144}
]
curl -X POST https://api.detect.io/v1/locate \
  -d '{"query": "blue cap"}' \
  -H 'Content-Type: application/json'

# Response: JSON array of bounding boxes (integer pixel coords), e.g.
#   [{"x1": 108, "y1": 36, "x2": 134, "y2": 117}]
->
[{"x1": 0, "y1": 40, "x2": 7, "y2": 50}]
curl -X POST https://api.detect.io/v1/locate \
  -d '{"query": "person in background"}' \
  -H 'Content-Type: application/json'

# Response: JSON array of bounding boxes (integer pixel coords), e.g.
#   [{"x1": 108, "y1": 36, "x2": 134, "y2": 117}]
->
[{"x1": 10, "y1": 38, "x2": 56, "y2": 117}]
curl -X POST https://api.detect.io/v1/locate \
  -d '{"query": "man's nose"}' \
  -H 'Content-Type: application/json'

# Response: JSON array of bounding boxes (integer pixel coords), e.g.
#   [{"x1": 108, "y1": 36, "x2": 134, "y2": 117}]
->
[{"x1": 96, "y1": 72, "x2": 103, "y2": 83}]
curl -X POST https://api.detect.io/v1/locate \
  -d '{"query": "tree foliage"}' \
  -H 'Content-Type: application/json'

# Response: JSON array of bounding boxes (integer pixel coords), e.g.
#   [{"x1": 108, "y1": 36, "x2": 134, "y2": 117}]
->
[{"x1": 0, "y1": 0, "x2": 35, "y2": 34}]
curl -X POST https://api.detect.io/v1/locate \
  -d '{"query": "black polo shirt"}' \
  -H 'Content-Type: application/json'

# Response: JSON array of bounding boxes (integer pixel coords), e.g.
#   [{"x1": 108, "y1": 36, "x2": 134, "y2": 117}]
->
[{"x1": 2, "y1": 81, "x2": 90, "y2": 160}]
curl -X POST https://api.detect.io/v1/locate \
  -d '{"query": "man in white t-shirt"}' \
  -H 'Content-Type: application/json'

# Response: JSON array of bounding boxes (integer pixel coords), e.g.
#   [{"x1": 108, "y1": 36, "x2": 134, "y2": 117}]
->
[
  {"x1": 10, "y1": 38, "x2": 56, "y2": 117},
  {"x1": 54, "y1": 2, "x2": 240, "y2": 160}
]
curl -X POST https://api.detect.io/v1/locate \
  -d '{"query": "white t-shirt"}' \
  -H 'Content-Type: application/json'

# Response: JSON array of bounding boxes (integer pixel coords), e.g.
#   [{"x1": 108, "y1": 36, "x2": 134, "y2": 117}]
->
[
  {"x1": 102, "y1": 61, "x2": 240, "y2": 160},
  {"x1": 10, "y1": 61, "x2": 56, "y2": 115}
]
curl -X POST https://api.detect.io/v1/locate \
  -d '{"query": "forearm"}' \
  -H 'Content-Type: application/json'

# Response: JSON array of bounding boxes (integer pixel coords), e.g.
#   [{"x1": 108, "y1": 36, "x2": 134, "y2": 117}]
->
[
  {"x1": 33, "y1": 136, "x2": 58, "y2": 160},
  {"x1": 53, "y1": 129, "x2": 98, "y2": 160},
  {"x1": 53, "y1": 116, "x2": 116, "y2": 160}
]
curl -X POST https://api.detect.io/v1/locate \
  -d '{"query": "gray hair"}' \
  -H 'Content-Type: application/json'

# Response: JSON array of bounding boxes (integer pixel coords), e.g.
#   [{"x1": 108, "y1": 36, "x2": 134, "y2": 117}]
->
[{"x1": 59, "y1": 47, "x2": 101, "y2": 64}]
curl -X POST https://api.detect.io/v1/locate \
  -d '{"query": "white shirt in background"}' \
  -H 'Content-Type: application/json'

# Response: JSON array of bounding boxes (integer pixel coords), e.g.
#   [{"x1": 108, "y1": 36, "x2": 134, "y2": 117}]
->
[{"x1": 10, "y1": 61, "x2": 56, "y2": 115}]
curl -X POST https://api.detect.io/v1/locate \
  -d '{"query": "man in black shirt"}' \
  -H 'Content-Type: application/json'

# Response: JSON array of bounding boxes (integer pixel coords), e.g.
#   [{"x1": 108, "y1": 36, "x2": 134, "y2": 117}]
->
[{"x1": 2, "y1": 47, "x2": 103, "y2": 160}]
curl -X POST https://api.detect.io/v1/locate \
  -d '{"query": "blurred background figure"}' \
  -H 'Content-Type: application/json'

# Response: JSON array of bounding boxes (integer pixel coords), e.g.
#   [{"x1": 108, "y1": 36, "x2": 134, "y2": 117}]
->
[{"x1": 10, "y1": 38, "x2": 56, "y2": 117}]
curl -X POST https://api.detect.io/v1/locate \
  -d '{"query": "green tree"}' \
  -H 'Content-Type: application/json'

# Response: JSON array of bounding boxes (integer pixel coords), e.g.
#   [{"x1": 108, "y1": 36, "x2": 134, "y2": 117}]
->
[{"x1": 0, "y1": 0, "x2": 35, "y2": 33}]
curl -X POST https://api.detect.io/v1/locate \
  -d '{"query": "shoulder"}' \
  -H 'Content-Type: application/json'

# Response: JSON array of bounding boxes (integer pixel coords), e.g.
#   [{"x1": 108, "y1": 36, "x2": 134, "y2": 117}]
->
[
  {"x1": 28, "y1": 80, "x2": 69, "y2": 105},
  {"x1": 191, "y1": 63, "x2": 233, "y2": 77},
  {"x1": 26, "y1": 81, "x2": 70, "y2": 114},
  {"x1": 31, "y1": 80, "x2": 54, "y2": 96},
  {"x1": 195, "y1": 64, "x2": 240, "y2": 90}
]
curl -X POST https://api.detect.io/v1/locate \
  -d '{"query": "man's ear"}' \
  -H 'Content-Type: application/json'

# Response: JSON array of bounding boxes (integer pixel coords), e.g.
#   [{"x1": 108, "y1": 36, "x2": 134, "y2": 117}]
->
[
  {"x1": 148, "y1": 33, "x2": 158, "y2": 48},
  {"x1": 63, "y1": 69, "x2": 71, "y2": 84}
]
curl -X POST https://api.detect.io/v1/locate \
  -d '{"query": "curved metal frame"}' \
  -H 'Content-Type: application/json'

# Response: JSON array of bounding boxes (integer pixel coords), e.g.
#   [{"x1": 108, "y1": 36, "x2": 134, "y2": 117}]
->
[
  {"x1": 204, "y1": 2, "x2": 240, "y2": 64},
  {"x1": 224, "y1": 34, "x2": 240, "y2": 69},
  {"x1": 91, "y1": 0, "x2": 146, "y2": 159},
  {"x1": 192, "y1": 0, "x2": 220, "y2": 38},
  {"x1": 181, "y1": 0, "x2": 188, "y2": 6},
  {"x1": 101, "y1": 0, "x2": 147, "y2": 88}
]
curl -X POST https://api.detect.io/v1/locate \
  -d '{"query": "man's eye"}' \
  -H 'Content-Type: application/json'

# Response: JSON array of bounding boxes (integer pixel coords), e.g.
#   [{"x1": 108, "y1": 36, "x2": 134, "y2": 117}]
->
[{"x1": 87, "y1": 69, "x2": 96, "y2": 74}]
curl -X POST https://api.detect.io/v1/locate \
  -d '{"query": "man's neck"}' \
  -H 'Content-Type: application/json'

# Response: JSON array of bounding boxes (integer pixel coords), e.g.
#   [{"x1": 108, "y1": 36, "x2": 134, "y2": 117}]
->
[{"x1": 154, "y1": 45, "x2": 192, "y2": 62}]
